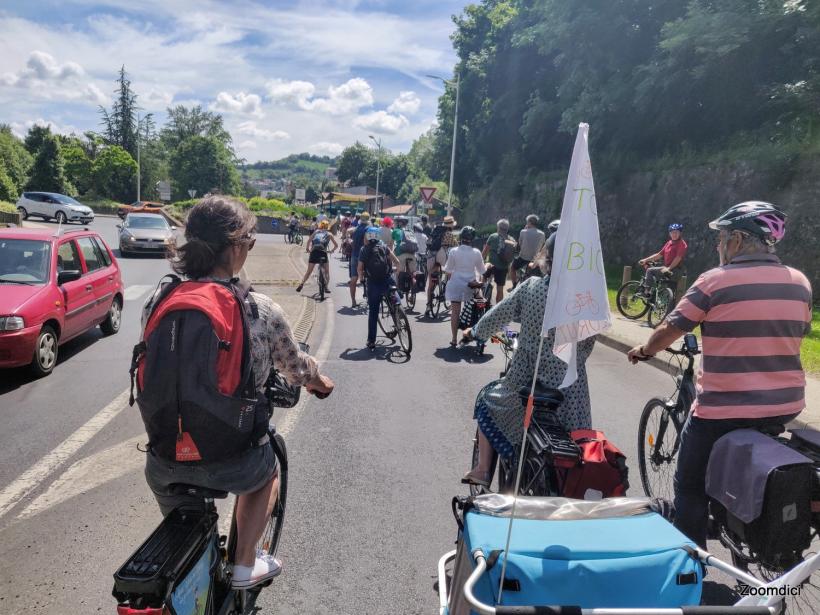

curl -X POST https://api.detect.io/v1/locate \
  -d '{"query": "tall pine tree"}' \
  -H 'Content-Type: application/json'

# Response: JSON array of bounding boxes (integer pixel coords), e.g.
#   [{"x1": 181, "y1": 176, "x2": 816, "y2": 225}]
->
[{"x1": 98, "y1": 66, "x2": 151, "y2": 159}]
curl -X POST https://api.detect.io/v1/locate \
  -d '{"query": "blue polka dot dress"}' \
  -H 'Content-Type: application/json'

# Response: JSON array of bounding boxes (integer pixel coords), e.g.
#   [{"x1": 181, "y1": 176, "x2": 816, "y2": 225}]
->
[{"x1": 473, "y1": 276, "x2": 596, "y2": 458}]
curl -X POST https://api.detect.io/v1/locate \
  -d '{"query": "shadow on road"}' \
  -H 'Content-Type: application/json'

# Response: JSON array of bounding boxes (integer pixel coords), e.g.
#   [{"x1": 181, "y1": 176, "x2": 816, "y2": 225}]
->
[
  {"x1": 0, "y1": 328, "x2": 104, "y2": 394},
  {"x1": 701, "y1": 580, "x2": 738, "y2": 606},
  {"x1": 432, "y1": 346, "x2": 494, "y2": 365},
  {"x1": 338, "y1": 341, "x2": 410, "y2": 363},
  {"x1": 337, "y1": 305, "x2": 367, "y2": 316}
]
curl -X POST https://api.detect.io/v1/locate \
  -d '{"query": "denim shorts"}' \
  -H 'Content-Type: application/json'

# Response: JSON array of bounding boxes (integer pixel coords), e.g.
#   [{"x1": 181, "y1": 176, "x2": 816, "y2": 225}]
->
[
  {"x1": 349, "y1": 253, "x2": 360, "y2": 278},
  {"x1": 145, "y1": 440, "x2": 277, "y2": 516}
]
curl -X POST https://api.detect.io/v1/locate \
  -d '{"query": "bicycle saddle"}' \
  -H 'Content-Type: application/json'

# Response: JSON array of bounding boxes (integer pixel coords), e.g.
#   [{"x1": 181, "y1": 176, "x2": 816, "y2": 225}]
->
[
  {"x1": 167, "y1": 484, "x2": 229, "y2": 500},
  {"x1": 518, "y1": 385, "x2": 564, "y2": 408}
]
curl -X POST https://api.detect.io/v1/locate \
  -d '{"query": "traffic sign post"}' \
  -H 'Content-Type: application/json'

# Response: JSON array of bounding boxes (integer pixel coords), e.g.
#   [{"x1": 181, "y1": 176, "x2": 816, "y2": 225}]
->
[
  {"x1": 187, "y1": 188, "x2": 197, "y2": 199},
  {"x1": 157, "y1": 181, "x2": 172, "y2": 201},
  {"x1": 420, "y1": 186, "x2": 437, "y2": 204}
]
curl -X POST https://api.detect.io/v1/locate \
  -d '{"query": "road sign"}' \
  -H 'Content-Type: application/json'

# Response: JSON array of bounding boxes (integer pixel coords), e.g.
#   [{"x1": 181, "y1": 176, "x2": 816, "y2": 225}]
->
[
  {"x1": 295, "y1": 188, "x2": 306, "y2": 202},
  {"x1": 186, "y1": 188, "x2": 196, "y2": 199},
  {"x1": 157, "y1": 181, "x2": 171, "y2": 201},
  {"x1": 420, "y1": 186, "x2": 437, "y2": 204}
]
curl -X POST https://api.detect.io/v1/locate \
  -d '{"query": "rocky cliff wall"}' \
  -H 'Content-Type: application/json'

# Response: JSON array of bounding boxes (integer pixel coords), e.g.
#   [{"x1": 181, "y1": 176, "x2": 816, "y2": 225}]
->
[{"x1": 468, "y1": 158, "x2": 819, "y2": 297}]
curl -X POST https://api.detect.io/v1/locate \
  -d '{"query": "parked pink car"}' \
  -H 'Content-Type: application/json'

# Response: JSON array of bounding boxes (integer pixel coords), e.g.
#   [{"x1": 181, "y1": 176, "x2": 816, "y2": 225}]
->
[{"x1": 0, "y1": 227, "x2": 124, "y2": 376}]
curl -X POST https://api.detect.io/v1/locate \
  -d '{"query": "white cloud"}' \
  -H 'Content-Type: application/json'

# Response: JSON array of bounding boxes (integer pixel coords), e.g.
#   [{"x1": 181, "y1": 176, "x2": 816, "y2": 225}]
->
[
  {"x1": 266, "y1": 79, "x2": 316, "y2": 106},
  {"x1": 236, "y1": 121, "x2": 290, "y2": 140},
  {"x1": 352, "y1": 111, "x2": 409, "y2": 135},
  {"x1": 1, "y1": 50, "x2": 108, "y2": 105},
  {"x1": 10, "y1": 118, "x2": 83, "y2": 139},
  {"x1": 143, "y1": 88, "x2": 175, "y2": 110},
  {"x1": 237, "y1": 140, "x2": 257, "y2": 149},
  {"x1": 209, "y1": 91, "x2": 264, "y2": 117},
  {"x1": 310, "y1": 141, "x2": 344, "y2": 156},
  {"x1": 266, "y1": 77, "x2": 373, "y2": 116},
  {"x1": 387, "y1": 91, "x2": 421, "y2": 115}
]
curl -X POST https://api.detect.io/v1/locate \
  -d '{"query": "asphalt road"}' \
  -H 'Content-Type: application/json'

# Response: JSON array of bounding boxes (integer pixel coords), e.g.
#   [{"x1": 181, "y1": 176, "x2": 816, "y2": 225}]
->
[{"x1": 0, "y1": 229, "x2": 738, "y2": 613}]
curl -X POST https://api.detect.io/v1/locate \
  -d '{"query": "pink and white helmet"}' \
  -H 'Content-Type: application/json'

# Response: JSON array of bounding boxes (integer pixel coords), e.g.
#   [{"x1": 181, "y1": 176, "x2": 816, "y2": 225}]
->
[{"x1": 708, "y1": 201, "x2": 787, "y2": 245}]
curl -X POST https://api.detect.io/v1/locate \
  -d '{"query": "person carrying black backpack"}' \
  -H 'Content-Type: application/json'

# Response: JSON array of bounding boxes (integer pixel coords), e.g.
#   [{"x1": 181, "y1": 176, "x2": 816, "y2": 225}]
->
[
  {"x1": 357, "y1": 226, "x2": 401, "y2": 351},
  {"x1": 134, "y1": 196, "x2": 334, "y2": 589}
]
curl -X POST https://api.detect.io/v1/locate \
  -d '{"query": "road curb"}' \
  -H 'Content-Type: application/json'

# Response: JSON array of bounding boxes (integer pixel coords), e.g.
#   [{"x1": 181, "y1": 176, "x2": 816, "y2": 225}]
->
[{"x1": 597, "y1": 331, "x2": 679, "y2": 377}]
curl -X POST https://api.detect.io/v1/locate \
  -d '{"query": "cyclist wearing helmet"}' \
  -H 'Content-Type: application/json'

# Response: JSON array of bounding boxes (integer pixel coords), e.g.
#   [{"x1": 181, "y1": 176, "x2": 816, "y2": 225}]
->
[
  {"x1": 627, "y1": 202, "x2": 812, "y2": 548},
  {"x1": 296, "y1": 219, "x2": 338, "y2": 293},
  {"x1": 443, "y1": 226, "x2": 486, "y2": 347},
  {"x1": 511, "y1": 214, "x2": 546, "y2": 289},
  {"x1": 638, "y1": 223, "x2": 687, "y2": 292},
  {"x1": 357, "y1": 226, "x2": 400, "y2": 350},
  {"x1": 547, "y1": 218, "x2": 560, "y2": 234}
]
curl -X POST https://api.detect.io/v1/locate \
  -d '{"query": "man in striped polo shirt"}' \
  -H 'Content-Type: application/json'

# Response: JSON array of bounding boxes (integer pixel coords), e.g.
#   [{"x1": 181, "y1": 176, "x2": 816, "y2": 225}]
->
[{"x1": 627, "y1": 201, "x2": 812, "y2": 547}]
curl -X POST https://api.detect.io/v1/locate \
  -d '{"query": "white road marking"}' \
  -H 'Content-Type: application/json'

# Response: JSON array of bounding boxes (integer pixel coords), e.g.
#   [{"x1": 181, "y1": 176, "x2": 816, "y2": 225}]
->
[
  {"x1": 0, "y1": 388, "x2": 131, "y2": 520},
  {"x1": 124, "y1": 284, "x2": 154, "y2": 302},
  {"x1": 5, "y1": 294, "x2": 336, "y2": 528},
  {"x1": 18, "y1": 435, "x2": 144, "y2": 519}
]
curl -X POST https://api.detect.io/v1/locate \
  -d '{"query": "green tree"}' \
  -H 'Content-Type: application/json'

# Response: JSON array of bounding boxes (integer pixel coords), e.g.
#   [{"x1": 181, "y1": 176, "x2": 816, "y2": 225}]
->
[
  {"x1": 161, "y1": 105, "x2": 233, "y2": 151},
  {"x1": 92, "y1": 146, "x2": 138, "y2": 201},
  {"x1": 62, "y1": 143, "x2": 94, "y2": 194},
  {"x1": 336, "y1": 142, "x2": 374, "y2": 184},
  {"x1": 26, "y1": 134, "x2": 71, "y2": 194},
  {"x1": 169, "y1": 135, "x2": 240, "y2": 200},
  {"x1": 0, "y1": 125, "x2": 33, "y2": 195},
  {"x1": 24, "y1": 124, "x2": 53, "y2": 155},
  {"x1": 0, "y1": 164, "x2": 17, "y2": 201},
  {"x1": 98, "y1": 66, "x2": 151, "y2": 159}
]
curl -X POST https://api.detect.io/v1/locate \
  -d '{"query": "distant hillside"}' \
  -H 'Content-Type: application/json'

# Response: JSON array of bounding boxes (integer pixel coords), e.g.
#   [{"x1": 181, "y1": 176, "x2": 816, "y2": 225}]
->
[{"x1": 240, "y1": 153, "x2": 337, "y2": 183}]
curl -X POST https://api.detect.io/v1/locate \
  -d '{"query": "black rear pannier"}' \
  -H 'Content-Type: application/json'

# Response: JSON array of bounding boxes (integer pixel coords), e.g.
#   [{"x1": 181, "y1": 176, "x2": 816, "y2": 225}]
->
[{"x1": 707, "y1": 429, "x2": 813, "y2": 564}]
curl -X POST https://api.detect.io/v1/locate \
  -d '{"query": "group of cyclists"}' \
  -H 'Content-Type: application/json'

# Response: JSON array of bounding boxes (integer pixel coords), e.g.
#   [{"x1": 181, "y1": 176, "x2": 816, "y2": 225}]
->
[{"x1": 132, "y1": 194, "x2": 813, "y2": 596}]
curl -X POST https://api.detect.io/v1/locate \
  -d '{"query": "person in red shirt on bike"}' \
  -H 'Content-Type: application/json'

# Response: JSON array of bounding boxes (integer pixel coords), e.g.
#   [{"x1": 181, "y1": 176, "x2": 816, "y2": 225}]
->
[{"x1": 638, "y1": 223, "x2": 687, "y2": 292}]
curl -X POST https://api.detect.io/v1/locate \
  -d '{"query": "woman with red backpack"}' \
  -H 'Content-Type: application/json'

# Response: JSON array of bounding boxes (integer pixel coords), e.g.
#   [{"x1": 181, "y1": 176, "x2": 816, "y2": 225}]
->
[{"x1": 138, "y1": 196, "x2": 334, "y2": 589}]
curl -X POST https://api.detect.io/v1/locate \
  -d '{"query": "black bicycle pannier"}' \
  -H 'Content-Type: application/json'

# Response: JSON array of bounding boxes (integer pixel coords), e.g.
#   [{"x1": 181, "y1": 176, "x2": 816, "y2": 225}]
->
[{"x1": 707, "y1": 429, "x2": 813, "y2": 564}]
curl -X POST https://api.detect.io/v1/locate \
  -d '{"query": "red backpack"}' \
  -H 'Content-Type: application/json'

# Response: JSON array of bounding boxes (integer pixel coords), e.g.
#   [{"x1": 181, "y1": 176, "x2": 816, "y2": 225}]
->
[
  {"x1": 129, "y1": 276, "x2": 267, "y2": 463},
  {"x1": 561, "y1": 429, "x2": 629, "y2": 499}
]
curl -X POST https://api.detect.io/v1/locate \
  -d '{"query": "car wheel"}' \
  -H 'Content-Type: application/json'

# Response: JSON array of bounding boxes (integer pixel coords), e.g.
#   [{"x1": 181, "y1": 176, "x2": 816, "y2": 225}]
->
[
  {"x1": 55, "y1": 211, "x2": 67, "y2": 225},
  {"x1": 30, "y1": 325, "x2": 58, "y2": 377},
  {"x1": 119, "y1": 244, "x2": 128, "y2": 257},
  {"x1": 100, "y1": 297, "x2": 122, "y2": 335},
  {"x1": 17, "y1": 206, "x2": 28, "y2": 220}
]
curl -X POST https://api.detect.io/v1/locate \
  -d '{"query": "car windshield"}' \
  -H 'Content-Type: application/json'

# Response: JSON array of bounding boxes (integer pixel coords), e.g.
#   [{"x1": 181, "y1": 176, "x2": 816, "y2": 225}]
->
[
  {"x1": 0, "y1": 239, "x2": 51, "y2": 284},
  {"x1": 52, "y1": 194, "x2": 83, "y2": 206},
  {"x1": 126, "y1": 216, "x2": 169, "y2": 229}
]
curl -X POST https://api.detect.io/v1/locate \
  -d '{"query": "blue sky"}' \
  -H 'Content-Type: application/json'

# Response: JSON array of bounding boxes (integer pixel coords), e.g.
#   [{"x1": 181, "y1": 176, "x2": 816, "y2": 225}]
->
[{"x1": 0, "y1": 0, "x2": 470, "y2": 161}]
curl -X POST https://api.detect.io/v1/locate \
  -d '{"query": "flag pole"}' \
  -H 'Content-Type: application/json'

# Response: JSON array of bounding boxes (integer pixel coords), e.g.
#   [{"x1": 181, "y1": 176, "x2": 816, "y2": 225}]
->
[{"x1": 497, "y1": 333, "x2": 547, "y2": 602}]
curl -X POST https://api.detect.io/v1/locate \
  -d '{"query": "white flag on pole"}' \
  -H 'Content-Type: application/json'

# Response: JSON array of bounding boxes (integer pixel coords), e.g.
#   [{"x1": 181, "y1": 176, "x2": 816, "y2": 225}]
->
[{"x1": 542, "y1": 123, "x2": 611, "y2": 388}]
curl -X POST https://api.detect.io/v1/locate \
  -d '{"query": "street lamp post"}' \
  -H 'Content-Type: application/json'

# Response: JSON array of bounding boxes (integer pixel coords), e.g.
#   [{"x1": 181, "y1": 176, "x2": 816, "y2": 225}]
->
[
  {"x1": 368, "y1": 135, "x2": 382, "y2": 216},
  {"x1": 136, "y1": 113, "x2": 141, "y2": 203},
  {"x1": 426, "y1": 72, "x2": 460, "y2": 217}
]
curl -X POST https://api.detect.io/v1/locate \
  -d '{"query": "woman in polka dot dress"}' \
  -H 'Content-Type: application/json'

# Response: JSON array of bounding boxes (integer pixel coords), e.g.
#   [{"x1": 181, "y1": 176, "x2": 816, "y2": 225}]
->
[{"x1": 461, "y1": 237, "x2": 596, "y2": 487}]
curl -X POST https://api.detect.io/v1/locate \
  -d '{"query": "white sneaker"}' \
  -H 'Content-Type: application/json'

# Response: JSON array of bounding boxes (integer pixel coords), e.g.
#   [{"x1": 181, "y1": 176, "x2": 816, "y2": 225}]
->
[{"x1": 232, "y1": 553, "x2": 283, "y2": 589}]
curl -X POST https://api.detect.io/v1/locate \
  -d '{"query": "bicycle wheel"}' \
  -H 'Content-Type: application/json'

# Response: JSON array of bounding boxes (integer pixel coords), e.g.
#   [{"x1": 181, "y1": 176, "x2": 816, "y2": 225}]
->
[
  {"x1": 393, "y1": 306, "x2": 412, "y2": 354},
  {"x1": 743, "y1": 539, "x2": 820, "y2": 615},
  {"x1": 638, "y1": 398, "x2": 680, "y2": 501},
  {"x1": 648, "y1": 286, "x2": 675, "y2": 328},
  {"x1": 258, "y1": 433, "x2": 288, "y2": 559},
  {"x1": 318, "y1": 268, "x2": 326, "y2": 302},
  {"x1": 295, "y1": 233, "x2": 303, "y2": 246},
  {"x1": 616, "y1": 281, "x2": 650, "y2": 320},
  {"x1": 405, "y1": 286, "x2": 416, "y2": 311},
  {"x1": 377, "y1": 297, "x2": 392, "y2": 336}
]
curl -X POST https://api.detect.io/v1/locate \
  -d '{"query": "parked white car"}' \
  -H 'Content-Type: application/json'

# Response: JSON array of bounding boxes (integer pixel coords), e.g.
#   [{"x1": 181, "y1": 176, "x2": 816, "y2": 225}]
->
[{"x1": 16, "y1": 192, "x2": 94, "y2": 225}]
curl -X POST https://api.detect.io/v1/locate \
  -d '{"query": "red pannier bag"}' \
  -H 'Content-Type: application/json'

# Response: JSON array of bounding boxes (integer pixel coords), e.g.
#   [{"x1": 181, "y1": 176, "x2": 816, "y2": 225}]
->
[{"x1": 561, "y1": 429, "x2": 629, "y2": 499}]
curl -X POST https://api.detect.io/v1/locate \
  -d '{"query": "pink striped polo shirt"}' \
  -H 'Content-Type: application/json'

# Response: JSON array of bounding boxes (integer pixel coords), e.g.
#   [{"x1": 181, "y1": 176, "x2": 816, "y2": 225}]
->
[{"x1": 667, "y1": 254, "x2": 812, "y2": 419}]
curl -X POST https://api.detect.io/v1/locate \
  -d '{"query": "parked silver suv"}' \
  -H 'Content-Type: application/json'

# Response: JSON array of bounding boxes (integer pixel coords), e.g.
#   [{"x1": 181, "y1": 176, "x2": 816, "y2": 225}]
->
[{"x1": 16, "y1": 192, "x2": 94, "y2": 225}]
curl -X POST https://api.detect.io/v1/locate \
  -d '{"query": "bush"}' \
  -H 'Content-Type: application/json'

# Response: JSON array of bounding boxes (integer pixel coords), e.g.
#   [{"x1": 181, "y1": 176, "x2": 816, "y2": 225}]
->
[
  {"x1": 170, "y1": 196, "x2": 318, "y2": 220},
  {"x1": 0, "y1": 165, "x2": 17, "y2": 202},
  {"x1": 0, "y1": 200, "x2": 17, "y2": 214},
  {"x1": 81, "y1": 199, "x2": 121, "y2": 214}
]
